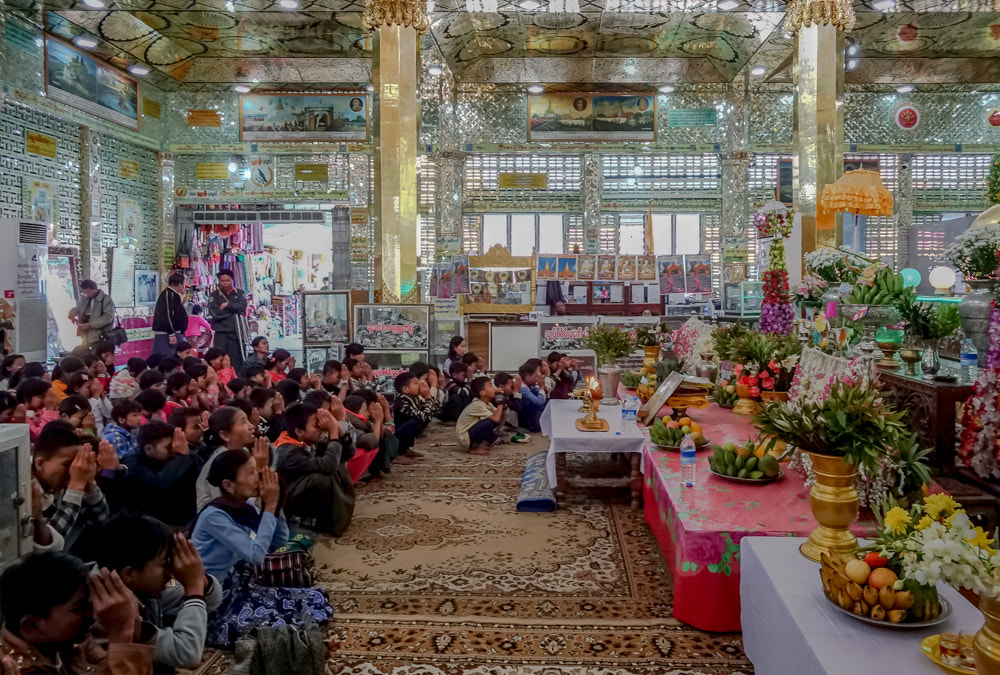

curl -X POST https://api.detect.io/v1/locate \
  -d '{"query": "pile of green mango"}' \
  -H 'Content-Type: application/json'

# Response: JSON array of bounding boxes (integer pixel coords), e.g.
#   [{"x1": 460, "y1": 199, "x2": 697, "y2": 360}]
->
[{"x1": 708, "y1": 441, "x2": 781, "y2": 480}]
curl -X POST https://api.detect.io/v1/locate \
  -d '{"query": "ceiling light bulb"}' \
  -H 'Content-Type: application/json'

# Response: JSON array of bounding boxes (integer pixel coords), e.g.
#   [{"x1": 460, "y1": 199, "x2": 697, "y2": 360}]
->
[
  {"x1": 73, "y1": 36, "x2": 98, "y2": 49},
  {"x1": 658, "y1": 84, "x2": 675, "y2": 93},
  {"x1": 233, "y1": 84, "x2": 251, "y2": 93},
  {"x1": 750, "y1": 66, "x2": 766, "y2": 76},
  {"x1": 846, "y1": 58, "x2": 858, "y2": 70},
  {"x1": 427, "y1": 64, "x2": 443, "y2": 76},
  {"x1": 278, "y1": 0, "x2": 298, "y2": 8},
  {"x1": 718, "y1": 0, "x2": 739, "y2": 9},
  {"x1": 896, "y1": 84, "x2": 914, "y2": 93},
  {"x1": 527, "y1": 84, "x2": 545, "y2": 94},
  {"x1": 227, "y1": 162, "x2": 238, "y2": 173},
  {"x1": 82, "y1": 0, "x2": 105, "y2": 7},
  {"x1": 128, "y1": 64, "x2": 150, "y2": 76},
  {"x1": 365, "y1": 84, "x2": 374, "y2": 92},
  {"x1": 519, "y1": 0, "x2": 541, "y2": 9}
]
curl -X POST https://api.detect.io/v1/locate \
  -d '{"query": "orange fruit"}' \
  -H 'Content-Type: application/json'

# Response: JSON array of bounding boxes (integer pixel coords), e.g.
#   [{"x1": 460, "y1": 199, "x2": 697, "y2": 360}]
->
[
  {"x1": 690, "y1": 422, "x2": 702, "y2": 433},
  {"x1": 867, "y1": 568, "x2": 898, "y2": 590},
  {"x1": 678, "y1": 417, "x2": 692, "y2": 427},
  {"x1": 666, "y1": 420, "x2": 680, "y2": 429}
]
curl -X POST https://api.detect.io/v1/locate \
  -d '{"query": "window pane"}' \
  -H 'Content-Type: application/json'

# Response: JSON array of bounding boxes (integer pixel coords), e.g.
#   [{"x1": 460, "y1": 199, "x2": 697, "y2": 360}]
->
[
  {"x1": 510, "y1": 214, "x2": 536, "y2": 256},
  {"x1": 538, "y1": 214, "x2": 564, "y2": 254},
  {"x1": 651, "y1": 213, "x2": 673, "y2": 255},
  {"x1": 618, "y1": 213, "x2": 645, "y2": 255},
  {"x1": 675, "y1": 214, "x2": 701, "y2": 254},
  {"x1": 482, "y1": 213, "x2": 508, "y2": 252}
]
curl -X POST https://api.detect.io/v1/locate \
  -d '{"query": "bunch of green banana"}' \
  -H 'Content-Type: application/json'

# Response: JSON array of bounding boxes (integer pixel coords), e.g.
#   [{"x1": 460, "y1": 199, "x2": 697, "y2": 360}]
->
[
  {"x1": 846, "y1": 267, "x2": 909, "y2": 306},
  {"x1": 900, "y1": 578, "x2": 942, "y2": 621}
]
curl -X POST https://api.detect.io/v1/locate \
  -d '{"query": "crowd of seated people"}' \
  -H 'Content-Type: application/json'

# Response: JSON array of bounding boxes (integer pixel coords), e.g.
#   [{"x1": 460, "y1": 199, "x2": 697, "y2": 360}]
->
[{"x1": 0, "y1": 333, "x2": 579, "y2": 674}]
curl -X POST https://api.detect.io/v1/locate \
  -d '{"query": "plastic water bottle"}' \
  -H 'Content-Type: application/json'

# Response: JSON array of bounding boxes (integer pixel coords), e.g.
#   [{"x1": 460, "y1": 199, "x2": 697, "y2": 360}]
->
[
  {"x1": 961, "y1": 339, "x2": 978, "y2": 382},
  {"x1": 680, "y1": 434, "x2": 697, "y2": 488},
  {"x1": 621, "y1": 397, "x2": 638, "y2": 426}
]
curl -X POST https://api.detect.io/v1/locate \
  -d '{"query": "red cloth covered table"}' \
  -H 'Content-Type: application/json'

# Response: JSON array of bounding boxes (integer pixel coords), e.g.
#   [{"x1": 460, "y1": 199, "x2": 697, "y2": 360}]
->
[{"x1": 642, "y1": 403, "x2": 878, "y2": 632}]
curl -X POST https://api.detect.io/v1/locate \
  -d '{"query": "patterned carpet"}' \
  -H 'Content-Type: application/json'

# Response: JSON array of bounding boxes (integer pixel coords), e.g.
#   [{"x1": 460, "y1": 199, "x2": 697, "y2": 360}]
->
[{"x1": 192, "y1": 422, "x2": 753, "y2": 674}]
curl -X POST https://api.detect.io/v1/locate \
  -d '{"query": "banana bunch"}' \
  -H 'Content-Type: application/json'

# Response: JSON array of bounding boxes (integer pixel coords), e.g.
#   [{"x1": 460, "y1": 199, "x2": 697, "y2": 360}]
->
[
  {"x1": 846, "y1": 266, "x2": 908, "y2": 306},
  {"x1": 819, "y1": 551, "x2": 913, "y2": 624}
]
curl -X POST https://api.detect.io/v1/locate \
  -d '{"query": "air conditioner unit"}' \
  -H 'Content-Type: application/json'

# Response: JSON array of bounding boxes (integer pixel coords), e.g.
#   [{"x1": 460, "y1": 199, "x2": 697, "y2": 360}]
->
[
  {"x1": 0, "y1": 219, "x2": 50, "y2": 362},
  {"x1": 0, "y1": 424, "x2": 33, "y2": 570}
]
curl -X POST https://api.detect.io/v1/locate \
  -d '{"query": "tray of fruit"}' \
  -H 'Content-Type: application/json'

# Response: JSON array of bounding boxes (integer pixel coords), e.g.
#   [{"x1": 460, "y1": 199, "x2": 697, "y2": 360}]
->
[
  {"x1": 820, "y1": 550, "x2": 951, "y2": 629},
  {"x1": 649, "y1": 417, "x2": 709, "y2": 450},
  {"x1": 712, "y1": 382, "x2": 739, "y2": 409},
  {"x1": 708, "y1": 441, "x2": 782, "y2": 481}
]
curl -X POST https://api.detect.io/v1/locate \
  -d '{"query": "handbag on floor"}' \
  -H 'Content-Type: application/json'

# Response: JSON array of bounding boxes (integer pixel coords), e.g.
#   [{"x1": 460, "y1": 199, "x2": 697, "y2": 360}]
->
[{"x1": 253, "y1": 550, "x2": 315, "y2": 588}]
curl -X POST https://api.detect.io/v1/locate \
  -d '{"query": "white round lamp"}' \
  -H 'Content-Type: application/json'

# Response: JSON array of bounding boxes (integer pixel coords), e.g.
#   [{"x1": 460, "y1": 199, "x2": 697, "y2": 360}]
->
[{"x1": 928, "y1": 266, "x2": 957, "y2": 295}]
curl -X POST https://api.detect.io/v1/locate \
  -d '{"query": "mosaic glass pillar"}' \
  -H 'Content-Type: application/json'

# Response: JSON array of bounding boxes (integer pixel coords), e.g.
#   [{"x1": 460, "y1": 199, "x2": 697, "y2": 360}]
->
[
  {"x1": 721, "y1": 76, "x2": 750, "y2": 283},
  {"x1": 158, "y1": 153, "x2": 175, "y2": 276},
  {"x1": 896, "y1": 155, "x2": 913, "y2": 268},
  {"x1": 436, "y1": 152, "x2": 465, "y2": 261},
  {"x1": 348, "y1": 154, "x2": 374, "y2": 291},
  {"x1": 582, "y1": 154, "x2": 602, "y2": 254},
  {"x1": 368, "y1": 17, "x2": 423, "y2": 303},
  {"x1": 79, "y1": 127, "x2": 105, "y2": 285},
  {"x1": 793, "y1": 24, "x2": 845, "y2": 253},
  {"x1": 0, "y1": 0, "x2": 6, "y2": 88}
]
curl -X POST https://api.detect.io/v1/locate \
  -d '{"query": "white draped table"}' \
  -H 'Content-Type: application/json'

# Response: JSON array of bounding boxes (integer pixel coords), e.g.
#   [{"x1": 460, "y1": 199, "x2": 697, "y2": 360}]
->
[
  {"x1": 740, "y1": 536, "x2": 981, "y2": 675},
  {"x1": 539, "y1": 399, "x2": 648, "y2": 507}
]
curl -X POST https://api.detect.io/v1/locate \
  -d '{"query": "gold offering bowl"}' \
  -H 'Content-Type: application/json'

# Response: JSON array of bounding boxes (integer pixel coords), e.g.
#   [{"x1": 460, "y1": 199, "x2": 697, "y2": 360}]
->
[
  {"x1": 898, "y1": 348, "x2": 922, "y2": 377},
  {"x1": 875, "y1": 341, "x2": 901, "y2": 371}
]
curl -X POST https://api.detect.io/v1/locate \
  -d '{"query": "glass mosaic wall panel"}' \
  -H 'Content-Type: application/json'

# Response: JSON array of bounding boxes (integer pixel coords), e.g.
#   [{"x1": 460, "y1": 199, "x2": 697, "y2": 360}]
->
[{"x1": 99, "y1": 136, "x2": 160, "y2": 268}]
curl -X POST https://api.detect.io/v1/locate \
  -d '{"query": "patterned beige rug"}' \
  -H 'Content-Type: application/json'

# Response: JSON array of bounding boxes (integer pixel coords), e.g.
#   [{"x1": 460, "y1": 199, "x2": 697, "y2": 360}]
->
[{"x1": 189, "y1": 422, "x2": 752, "y2": 674}]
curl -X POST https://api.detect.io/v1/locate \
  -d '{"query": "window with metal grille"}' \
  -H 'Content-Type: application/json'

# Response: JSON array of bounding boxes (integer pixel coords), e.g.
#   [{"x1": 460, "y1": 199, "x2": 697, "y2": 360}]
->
[
  {"x1": 470, "y1": 213, "x2": 568, "y2": 255},
  {"x1": 602, "y1": 154, "x2": 720, "y2": 194},
  {"x1": 702, "y1": 213, "x2": 722, "y2": 293},
  {"x1": 463, "y1": 154, "x2": 582, "y2": 205},
  {"x1": 912, "y1": 154, "x2": 992, "y2": 207},
  {"x1": 600, "y1": 214, "x2": 618, "y2": 253},
  {"x1": 564, "y1": 214, "x2": 584, "y2": 254},
  {"x1": 462, "y1": 214, "x2": 481, "y2": 254},
  {"x1": 618, "y1": 213, "x2": 646, "y2": 255},
  {"x1": 417, "y1": 156, "x2": 436, "y2": 211},
  {"x1": 651, "y1": 213, "x2": 703, "y2": 255},
  {"x1": 418, "y1": 214, "x2": 436, "y2": 263},
  {"x1": 864, "y1": 215, "x2": 899, "y2": 267}
]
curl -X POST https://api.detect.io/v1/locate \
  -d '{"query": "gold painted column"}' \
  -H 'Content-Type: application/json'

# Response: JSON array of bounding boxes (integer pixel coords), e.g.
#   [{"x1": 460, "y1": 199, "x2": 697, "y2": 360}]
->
[
  {"x1": 364, "y1": 0, "x2": 427, "y2": 302},
  {"x1": 789, "y1": 0, "x2": 853, "y2": 254}
]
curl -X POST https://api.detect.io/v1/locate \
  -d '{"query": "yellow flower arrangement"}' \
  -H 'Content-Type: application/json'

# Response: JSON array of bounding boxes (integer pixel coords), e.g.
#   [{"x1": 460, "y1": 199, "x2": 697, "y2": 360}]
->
[
  {"x1": 884, "y1": 506, "x2": 912, "y2": 535},
  {"x1": 922, "y1": 493, "x2": 960, "y2": 521},
  {"x1": 916, "y1": 515, "x2": 934, "y2": 530}
]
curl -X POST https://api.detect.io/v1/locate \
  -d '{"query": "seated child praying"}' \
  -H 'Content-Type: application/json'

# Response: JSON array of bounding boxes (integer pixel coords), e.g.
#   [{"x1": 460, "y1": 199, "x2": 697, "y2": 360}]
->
[
  {"x1": 457, "y1": 376, "x2": 507, "y2": 455},
  {"x1": 95, "y1": 515, "x2": 223, "y2": 673},
  {"x1": 273, "y1": 402, "x2": 356, "y2": 536},
  {"x1": 17, "y1": 377, "x2": 60, "y2": 440},
  {"x1": 441, "y1": 360, "x2": 472, "y2": 422},
  {"x1": 103, "y1": 400, "x2": 142, "y2": 458},
  {"x1": 122, "y1": 420, "x2": 205, "y2": 528},
  {"x1": 0, "y1": 551, "x2": 156, "y2": 675},
  {"x1": 189, "y1": 449, "x2": 334, "y2": 647}
]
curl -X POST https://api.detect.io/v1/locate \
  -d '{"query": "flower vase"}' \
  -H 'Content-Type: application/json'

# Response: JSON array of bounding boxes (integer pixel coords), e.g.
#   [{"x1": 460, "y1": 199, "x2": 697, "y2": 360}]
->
[
  {"x1": 799, "y1": 452, "x2": 860, "y2": 562},
  {"x1": 920, "y1": 339, "x2": 940, "y2": 380},
  {"x1": 643, "y1": 345, "x2": 661, "y2": 361},
  {"x1": 974, "y1": 595, "x2": 1000, "y2": 674},
  {"x1": 733, "y1": 384, "x2": 759, "y2": 416},
  {"x1": 959, "y1": 280, "x2": 997, "y2": 363},
  {"x1": 696, "y1": 351, "x2": 719, "y2": 383},
  {"x1": 597, "y1": 366, "x2": 622, "y2": 406}
]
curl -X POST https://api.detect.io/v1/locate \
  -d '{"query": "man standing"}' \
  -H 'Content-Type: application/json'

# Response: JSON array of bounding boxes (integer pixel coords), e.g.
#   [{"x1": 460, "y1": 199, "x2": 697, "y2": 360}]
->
[
  {"x1": 151, "y1": 272, "x2": 189, "y2": 357},
  {"x1": 207, "y1": 268, "x2": 248, "y2": 371},
  {"x1": 68, "y1": 280, "x2": 116, "y2": 347}
]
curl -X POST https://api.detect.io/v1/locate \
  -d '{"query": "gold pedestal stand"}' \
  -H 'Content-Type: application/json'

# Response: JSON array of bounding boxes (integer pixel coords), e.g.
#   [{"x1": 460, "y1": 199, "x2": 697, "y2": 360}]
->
[{"x1": 576, "y1": 389, "x2": 609, "y2": 432}]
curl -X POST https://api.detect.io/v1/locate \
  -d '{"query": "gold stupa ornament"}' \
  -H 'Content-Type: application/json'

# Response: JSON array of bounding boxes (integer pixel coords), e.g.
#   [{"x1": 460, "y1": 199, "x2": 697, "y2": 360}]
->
[
  {"x1": 362, "y1": 0, "x2": 430, "y2": 33},
  {"x1": 785, "y1": 0, "x2": 856, "y2": 34}
]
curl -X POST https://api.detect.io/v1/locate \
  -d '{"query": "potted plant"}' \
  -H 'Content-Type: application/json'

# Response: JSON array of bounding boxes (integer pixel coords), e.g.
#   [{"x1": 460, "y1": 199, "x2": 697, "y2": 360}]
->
[
  {"x1": 944, "y1": 220, "x2": 1000, "y2": 359},
  {"x1": 633, "y1": 325, "x2": 661, "y2": 361},
  {"x1": 863, "y1": 495, "x2": 1000, "y2": 670},
  {"x1": 581, "y1": 324, "x2": 634, "y2": 405},
  {"x1": 893, "y1": 296, "x2": 962, "y2": 378},
  {"x1": 752, "y1": 379, "x2": 913, "y2": 561}
]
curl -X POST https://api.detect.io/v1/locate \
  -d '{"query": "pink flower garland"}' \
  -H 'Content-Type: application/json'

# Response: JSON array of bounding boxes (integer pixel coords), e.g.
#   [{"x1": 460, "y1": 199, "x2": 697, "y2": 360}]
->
[{"x1": 957, "y1": 300, "x2": 1000, "y2": 478}]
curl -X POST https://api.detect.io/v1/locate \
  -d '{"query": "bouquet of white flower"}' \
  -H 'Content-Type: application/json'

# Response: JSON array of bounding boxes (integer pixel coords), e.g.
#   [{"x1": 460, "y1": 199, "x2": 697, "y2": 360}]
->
[
  {"x1": 803, "y1": 247, "x2": 872, "y2": 285},
  {"x1": 943, "y1": 223, "x2": 1000, "y2": 280}
]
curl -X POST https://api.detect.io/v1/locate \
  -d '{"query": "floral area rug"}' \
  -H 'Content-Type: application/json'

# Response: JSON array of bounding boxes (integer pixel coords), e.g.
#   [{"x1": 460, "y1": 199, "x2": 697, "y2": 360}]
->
[{"x1": 314, "y1": 422, "x2": 752, "y2": 675}]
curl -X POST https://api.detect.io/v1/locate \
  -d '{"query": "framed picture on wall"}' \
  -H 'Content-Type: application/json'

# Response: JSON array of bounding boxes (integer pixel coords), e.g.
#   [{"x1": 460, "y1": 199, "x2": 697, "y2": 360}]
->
[
  {"x1": 528, "y1": 93, "x2": 656, "y2": 142},
  {"x1": 302, "y1": 291, "x2": 350, "y2": 345},
  {"x1": 353, "y1": 304, "x2": 430, "y2": 351},
  {"x1": 44, "y1": 37, "x2": 140, "y2": 130},
  {"x1": 134, "y1": 269, "x2": 159, "y2": 307},
  {"x1": 239, "y1": 93, "x2": 369, "y2": 142}
]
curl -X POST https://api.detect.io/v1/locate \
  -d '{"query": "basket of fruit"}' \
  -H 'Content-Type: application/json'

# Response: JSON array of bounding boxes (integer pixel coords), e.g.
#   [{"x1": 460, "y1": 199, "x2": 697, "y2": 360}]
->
[
  {"x1": 649, "y1": 416, "x2": 709, "y2": 450},
  {"x1": 707, "y1": 440, "x2": 782, "y2": 482},
  {"x1": 819, "y1": 550, "x2": 950, "y2": 629},
  {"x1": 712, "y1": 382, "x2": 739, "y2": 409}
]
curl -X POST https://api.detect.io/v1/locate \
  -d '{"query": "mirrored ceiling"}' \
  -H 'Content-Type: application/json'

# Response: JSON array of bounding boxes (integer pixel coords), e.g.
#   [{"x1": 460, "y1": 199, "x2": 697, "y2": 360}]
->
[{"x1": 7, "y1": 0, "x2": 1000, "y2": 89}]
